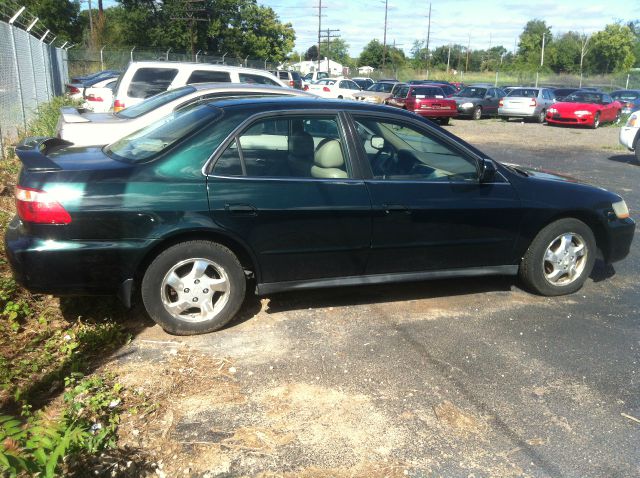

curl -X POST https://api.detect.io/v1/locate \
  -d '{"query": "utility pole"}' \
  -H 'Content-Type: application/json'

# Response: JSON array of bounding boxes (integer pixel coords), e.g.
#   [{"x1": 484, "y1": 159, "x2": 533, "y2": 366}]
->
[
  {"x1": 172, "y1": 0, "x2": 209, "y2": 58},
  {"x1": 324, "y1": 28, "x2": 340, "y2": 73},
  {"x1": 382, "y1": 0, "x2": 388, "y2": 68},
  {"x1": 579, "y1": 33, "x2": 591, "y2": 87},
  {"x1": 425, "y1": 2, "x2": 431, "y2": 74},
  {"x1": 88, "y1": 0, "x2": 94, "y2": 38},
  {"x1": 317, "y1": 0, "x2": 323, "y2": 71},
  {"x1": 446, "y1": 44, "x2": 451, "y2": 73},
  {"x1": 536, "y1": 32, "x2": 545, "y2": 87},
  {"x1": 465, "y1": 33, "x2": 471, "y2": 72}
]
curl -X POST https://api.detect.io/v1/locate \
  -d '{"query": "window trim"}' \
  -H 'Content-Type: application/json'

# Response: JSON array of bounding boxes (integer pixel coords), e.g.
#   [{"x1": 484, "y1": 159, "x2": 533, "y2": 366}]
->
[
  {"x1": 203, "y1": 109, "x2": 364, "y2": 181},
  {"x1": 343, "y1": 110, "x2": 484, "y2": 183}
]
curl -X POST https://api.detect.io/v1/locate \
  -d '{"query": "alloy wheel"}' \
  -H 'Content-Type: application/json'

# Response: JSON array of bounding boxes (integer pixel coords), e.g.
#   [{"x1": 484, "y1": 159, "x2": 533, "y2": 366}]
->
[{"x1": 542, "y1": 232, "x2": 588, "y2": 286}]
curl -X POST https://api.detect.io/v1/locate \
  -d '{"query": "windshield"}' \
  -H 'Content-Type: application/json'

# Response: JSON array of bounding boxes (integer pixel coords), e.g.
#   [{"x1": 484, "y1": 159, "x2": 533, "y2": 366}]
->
[
  {"x1": 368, "y1": 83, "x2": 394, "y2": 93},
  {"x1": 563, "y1": 92, "x2": 603, "y2": 103},
  {"x1": 105, "y1": 104, "x2": 220, "y2": 163},
  {"x1": 456, "y1": 87, "x2": 487, "y2": 98},
  {"x1": 611, "y1": 91, "x2": 639, "y2": 101},
  {"x1": 410, "y1": 87, "x2": 444, "y2": 98},
  {"x1": 507, "y1": 88, "x2": 539, "y2": 98},
  {"x1": 116, "y1": 85, "x2": 197, "y2": 119}
]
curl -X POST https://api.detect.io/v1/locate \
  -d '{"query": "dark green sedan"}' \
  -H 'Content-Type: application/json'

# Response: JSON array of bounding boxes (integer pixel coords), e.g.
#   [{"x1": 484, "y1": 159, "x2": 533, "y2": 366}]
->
[{"x1": 6, "y1": 97, "x2": 635, "y2": 335}]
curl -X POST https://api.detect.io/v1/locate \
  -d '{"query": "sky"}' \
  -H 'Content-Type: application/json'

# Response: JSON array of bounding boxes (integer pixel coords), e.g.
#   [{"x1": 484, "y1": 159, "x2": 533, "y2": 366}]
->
[{"x1": 96, "y1": 0, "x2": 640, "y2": 57}]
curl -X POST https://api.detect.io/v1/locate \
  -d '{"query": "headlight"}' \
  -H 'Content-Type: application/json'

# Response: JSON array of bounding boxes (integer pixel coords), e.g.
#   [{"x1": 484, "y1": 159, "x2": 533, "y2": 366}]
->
[
  {"x1": 612, "y1": 200, "x2": 630, "y2": 219},
  {"x1": 627, "y1": 113, "x2": 638, "y2": 127},
  {"x1": 574, "y1": 110, "x2": 592, "y2": 116},
  {"x1": 547, "y1": 108, "x2": 557, "y2": 114},
  {"x1": 460, "y1": 102, "x2": 473, "y2": 108}
]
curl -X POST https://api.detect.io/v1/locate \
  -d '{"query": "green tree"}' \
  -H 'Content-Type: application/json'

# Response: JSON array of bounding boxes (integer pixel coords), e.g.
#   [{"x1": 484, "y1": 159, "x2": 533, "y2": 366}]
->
[
  {"x1": 305, "y1": 45, "x2": 319, "y2": 61},
  {"x1": 517, "y1": 19, "x2": 553, "y2": 69},
  {"x1": 552, "y1": 31, "x2": 581, "y2": 73},
  {"x1": 319, "y1": 38, "x2": 351, "y2": 66},
  {"x1": 587, "y1": 24, "x2": 636, "y2": 73},
  {"x1": 21, "y1": 0, "x2": 82, "y2": 42},
  {"x1": 359, "y1": 39, "x2": 384, "y2": 68}
]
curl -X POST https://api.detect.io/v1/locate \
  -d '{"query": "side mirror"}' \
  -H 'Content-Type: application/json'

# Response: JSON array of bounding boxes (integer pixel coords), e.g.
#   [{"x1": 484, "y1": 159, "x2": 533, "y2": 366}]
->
[
  {"x1": 480, "y1": 158, "x2": 497, "y2": 183},
  {"x1": 370, "y1": 136, "x2": 385, "y2": 150}
]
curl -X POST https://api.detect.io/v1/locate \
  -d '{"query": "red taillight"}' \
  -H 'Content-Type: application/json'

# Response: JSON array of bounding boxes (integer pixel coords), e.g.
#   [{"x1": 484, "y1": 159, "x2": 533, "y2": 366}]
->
[
  {"x1": 499, "y1": 99, "x2": 504, "y2": 107},
  {"x1": 15, "y1": 187, "x2": 71, "y2": 225},
  {"x1": 86, "y1": 94, "x2": 103, "y2": 102},
  {"x1": 323, "y1": 86, "x2": 331, "y2": 92},
  {"x1": 289, "y1": 80, "x2": 295, "y2": 87},
  {"x1": 113, "y1": 99, "x2": 125, "y2": 112},
  {"x1": 303, "y1": 85, "x2": 309, "y2": 91},
  {"x1": 68, "y1": 85, "x2": 80, "y2": 94},
  {"x1": 529, "y1": 98, "x2": 537, "y2": 107}
]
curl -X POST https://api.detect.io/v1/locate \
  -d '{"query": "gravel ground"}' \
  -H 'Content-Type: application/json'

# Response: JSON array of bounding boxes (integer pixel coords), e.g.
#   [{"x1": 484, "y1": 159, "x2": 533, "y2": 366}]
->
[{"x1": 107, "y1": 119, "x2": 639, "y2": 478}]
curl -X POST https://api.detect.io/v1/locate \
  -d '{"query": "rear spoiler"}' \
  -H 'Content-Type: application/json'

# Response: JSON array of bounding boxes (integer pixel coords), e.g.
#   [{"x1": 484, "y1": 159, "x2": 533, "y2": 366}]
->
[
  {"x1": 60, "y1": 106, "x2": 90, "y2": 123},
  {"x1": 15, "y1": 137, "x2": 72, "y2": 172}
]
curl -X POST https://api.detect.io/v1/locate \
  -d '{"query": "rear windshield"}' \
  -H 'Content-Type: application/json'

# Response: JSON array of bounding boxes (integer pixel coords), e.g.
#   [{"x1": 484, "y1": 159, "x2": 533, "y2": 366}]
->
[
  {"x1": 238, "y1": 73, "x2": 281, "y2": 86},
  {"x1": 127, "y1": 67, "x2": 179, "y2": 99},
  {"x1": 611, "y1": 91, "x2": 639, "y2": 101},
  {"x1": 187, "y1": 70, "x2": 231, "y2": 84},
  {"x1": 116, "y1": 85, "x2": 197, "y2": 119},
  {"x1": 506, "y1": 88, "x2": 539, "y2": 98},
  {"x1": 368, "y1": 83, "x2": 394, "y2": 93},
  {"x1": 105, "y1": 104, "x2": 220, "y2": 163},
  {"x1": 456, "y1": 87, "x2": 486, "y2": 98},
  {"x1": 410, "y1": 87, "x2": 444, "y2": 98}
]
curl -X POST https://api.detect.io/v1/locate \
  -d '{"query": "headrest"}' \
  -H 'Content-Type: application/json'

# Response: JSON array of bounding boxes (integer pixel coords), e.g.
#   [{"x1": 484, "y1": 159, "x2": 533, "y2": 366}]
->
[
  {"x1": 314, "y1": 140, "x2": 344, "y2": 168},
  {"x1": 289, "y1": 133, "x2": 314, "y2": 152}
]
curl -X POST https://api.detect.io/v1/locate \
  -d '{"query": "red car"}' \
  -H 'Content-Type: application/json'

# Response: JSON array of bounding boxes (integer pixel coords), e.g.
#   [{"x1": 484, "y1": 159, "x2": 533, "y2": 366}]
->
[
  {"x1": 386, "y1": 85, "x2": 457, "y2": 125},
  {"x1": 546, "y1": 91, "x2": 622, "y2": 129}
]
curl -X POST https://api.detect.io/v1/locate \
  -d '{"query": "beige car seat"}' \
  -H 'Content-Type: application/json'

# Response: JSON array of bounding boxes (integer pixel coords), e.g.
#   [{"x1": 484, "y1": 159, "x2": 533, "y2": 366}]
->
[{"x1": 311, "y1": 140, "x2": 348, "y2": 178}]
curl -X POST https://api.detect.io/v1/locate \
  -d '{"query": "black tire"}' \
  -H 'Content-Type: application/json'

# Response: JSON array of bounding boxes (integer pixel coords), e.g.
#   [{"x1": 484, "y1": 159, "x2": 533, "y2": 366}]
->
[
  {"x1": 537, "y1": 109, "x2": 546, "y2": 124},
  {"x1": 519, "y1": 218, "x2": 596, "y2": 296},
  {"x1": 591, "y1": 112, "x2": 600, "y2": 129},
  {"x1": 635, "y1": 146, "x2": 640, "y2": 164},
  {"x1": 500, "y1": 116, "x2": 509, "y2": 122},
  {"x1": 439, "y1": 117, "x2": 450, "y2": 126},
  {"x1": 337, "y1": 95, "x2": 343, "y2": 99},
  {"x1": 141, "y1": 241, "x2": 246, "y2": 335},
  {"x1": 472, "y1": 106, "x2": 482, "y2": 120}
]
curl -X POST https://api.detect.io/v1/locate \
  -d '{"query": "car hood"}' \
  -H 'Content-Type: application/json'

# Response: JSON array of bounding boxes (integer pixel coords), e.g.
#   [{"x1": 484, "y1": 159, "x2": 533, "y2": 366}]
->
[
  {"x1": 504, "y1": 163, "x2": 585, "y2": 184},
  {"x1": 356, "y1": 91, "x2": 392, "y2": 98},
  {"x1": 552, "y1": 102, "x2": 599, "y2": 112}
]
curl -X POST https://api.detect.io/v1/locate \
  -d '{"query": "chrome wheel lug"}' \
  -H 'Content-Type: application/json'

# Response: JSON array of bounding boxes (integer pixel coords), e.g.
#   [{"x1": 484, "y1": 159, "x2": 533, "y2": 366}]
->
[
  {"x1": 192, "y1": 297, "x2": 198, "y2": 302},
  {"x1": 203, "y1": 289, "x2": 209, "y2": 293},
  {"x1": 184, "y1": 288, "x2": 190, "y2": 293},
  {"x1": 194, "y1": 279, "x2": 200, "y2": 284}
]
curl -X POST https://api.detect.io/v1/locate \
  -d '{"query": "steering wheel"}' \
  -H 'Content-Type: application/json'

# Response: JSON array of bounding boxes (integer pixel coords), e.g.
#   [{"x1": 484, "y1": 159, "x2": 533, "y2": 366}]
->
[{"x1": 371, "y1": 142, "x2": 396, "y2": 177}]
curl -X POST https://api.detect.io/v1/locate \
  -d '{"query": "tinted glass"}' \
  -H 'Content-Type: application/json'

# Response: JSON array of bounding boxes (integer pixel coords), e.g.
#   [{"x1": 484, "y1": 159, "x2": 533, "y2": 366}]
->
[
  {"x1": 127, "y1": 67, "x2": 179, "y2": 99},
  {"x1": 239, "y1": 73, "x2": 281, "y2": 86},
  {"x1": 353, "y1": 117, "x2": 477, "y2": 181},
  {"x1": 410, "y1": 87, "x2": 444, "y2": 97},
  {"x1": 105, "y1": 104, "x2": 219, "y2": 163},
  {"x1": 507, "y1": 88, "x2": 539, "y2": 98},
  {"x1": 564, "y1": 92, "x2": 603, "y2": 103},
  {"x1": 224, "y1": 116, "x2": 347, "y2": 178},
  {"x1": 611, "y1": 91, "x2": 640, "y2": 100},
  {"x1": 187, "y1": 70, "x2": 232, "y2": 83},
  {"x1": 456, "y1": 87, "x2": 487, "y2": 98},
  {"x1": 213, "y1": 139, "x2": 243, "y2": 176},
  {"x1": 117, "y1": 85, "x2": 196, "y2": 119}
]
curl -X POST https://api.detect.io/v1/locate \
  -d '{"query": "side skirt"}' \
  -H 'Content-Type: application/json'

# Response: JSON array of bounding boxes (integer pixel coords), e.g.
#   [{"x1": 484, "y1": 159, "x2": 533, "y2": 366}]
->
[{"x1": 256, "y1": 265, "x2": 518, "y2": 295}]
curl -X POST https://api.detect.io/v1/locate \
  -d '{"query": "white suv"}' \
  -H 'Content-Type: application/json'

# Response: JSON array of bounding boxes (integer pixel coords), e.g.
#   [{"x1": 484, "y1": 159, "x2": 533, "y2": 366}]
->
[{"x1": 112, "y1": 61, "x2": 287, "y2": 112}]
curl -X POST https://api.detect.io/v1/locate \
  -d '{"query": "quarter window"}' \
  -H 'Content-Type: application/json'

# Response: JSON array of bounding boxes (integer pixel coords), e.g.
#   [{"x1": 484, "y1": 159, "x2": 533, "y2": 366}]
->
[
  {"x1": 215, "y1": 116, "x2": 349, "y2": 179},
  {"x1": 187, "y1": 70, "x2": 232, "y2": 83},
  {"x1": 127, "y1": 68, "x2": 179, "y2": 99},
  {"x1": 238, "y1": 73, "x2": 281, "y2": 86},
  {"x1": 353, "y1": 117, "x2": 478, "y2": 181}
]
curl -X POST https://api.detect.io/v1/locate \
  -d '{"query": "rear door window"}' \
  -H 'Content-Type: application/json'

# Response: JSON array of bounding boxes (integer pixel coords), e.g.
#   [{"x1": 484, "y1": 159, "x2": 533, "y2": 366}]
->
[
  {"x1": 187, "y1": 70, "x2": 232, "y2": 84},
  {"x1": 238, "y1": 73, "x2": 281, "y2": 86},
  {"x1": 127, "y1": 68, "x2": 179, "y2": 99}
]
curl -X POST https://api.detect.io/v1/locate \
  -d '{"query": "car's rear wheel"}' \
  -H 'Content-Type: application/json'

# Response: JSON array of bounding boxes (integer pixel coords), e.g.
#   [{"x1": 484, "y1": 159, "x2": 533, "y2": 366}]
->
[
  {"x1": 537, "y1": 109, "x2": 546, "y2": 124},
  {"x1": 472, "y1": 106, "x2": 482, "y2": 120},
  {"x1": 439, "y1": 117, "x2": 450, "y2": 125},
  {"x1": 519, "y1": 218, "x2": 596, "y2": 296},
  {"x1": 141, "y1": 241, "x2": 246, "y2": 335},
  {"x1": 591, "y1": 112, "x2": 600, "y2": 129}
]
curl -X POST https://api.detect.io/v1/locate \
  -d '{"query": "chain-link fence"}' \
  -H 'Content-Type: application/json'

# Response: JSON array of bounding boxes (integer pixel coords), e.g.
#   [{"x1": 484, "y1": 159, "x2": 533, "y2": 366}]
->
[
  {"x1": 0, "y1": 18, "x2": 68, "y2": 155},
  {"x1": 68, "y1": 48, "x2": 278, "y2": 78}
]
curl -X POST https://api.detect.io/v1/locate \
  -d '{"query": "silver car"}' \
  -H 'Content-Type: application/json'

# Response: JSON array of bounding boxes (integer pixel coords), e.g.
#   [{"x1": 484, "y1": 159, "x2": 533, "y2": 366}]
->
[{"x1": 498, "y1": 87, "x2": 556, "y2": 123}]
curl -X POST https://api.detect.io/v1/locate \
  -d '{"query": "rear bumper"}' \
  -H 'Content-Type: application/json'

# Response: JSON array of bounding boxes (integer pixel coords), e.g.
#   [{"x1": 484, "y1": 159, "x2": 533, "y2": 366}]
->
[
  {"x1": 498, "y1": 107, "x2": 537, "y2": 118},
  {"x1": 413, "y1": 109, "x2": 457, "y2": 118},
  {"x1": 5, "y1": 216, "x2": 146, "y2": 296}
]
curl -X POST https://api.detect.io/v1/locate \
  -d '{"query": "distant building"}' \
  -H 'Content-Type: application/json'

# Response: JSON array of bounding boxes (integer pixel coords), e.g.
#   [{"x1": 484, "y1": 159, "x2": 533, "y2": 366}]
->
[
  {"x1": 358, "y1": 66, "x2": 375, "y2": 75},
  {"x1": 291, "y1": 58, "x2": 346, "y2": 76}
]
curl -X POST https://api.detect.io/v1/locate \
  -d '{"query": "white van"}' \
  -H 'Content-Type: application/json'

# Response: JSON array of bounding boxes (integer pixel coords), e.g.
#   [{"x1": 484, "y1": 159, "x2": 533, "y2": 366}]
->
[{"x1": 112, "y1": 61, "x2": 287, "y2": 112}]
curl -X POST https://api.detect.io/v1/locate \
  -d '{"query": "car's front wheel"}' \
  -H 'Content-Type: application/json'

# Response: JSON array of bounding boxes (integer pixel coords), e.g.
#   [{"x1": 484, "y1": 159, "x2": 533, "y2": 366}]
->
[
  {"x1": 141, "y1": 241, "x2": 246, "y2": 335},
  {"x1": 472, "y1": 106, "x2": 482, "y2": 120},
  {"x1": 519, "y1": 218, "x2": 596, "y2": 296},
  {"x1": 591, "y1": 112, "x2": 600, "y2": 129}
]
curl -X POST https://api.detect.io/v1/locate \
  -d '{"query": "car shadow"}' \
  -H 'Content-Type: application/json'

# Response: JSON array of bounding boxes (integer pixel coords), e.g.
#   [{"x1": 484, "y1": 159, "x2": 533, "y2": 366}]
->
[
  {"x1": 607, "y1": 153, "x2": 638, "y2": 165},
  {"x1": 263, "y1": 275, "x2": 515, "y2": 314}
]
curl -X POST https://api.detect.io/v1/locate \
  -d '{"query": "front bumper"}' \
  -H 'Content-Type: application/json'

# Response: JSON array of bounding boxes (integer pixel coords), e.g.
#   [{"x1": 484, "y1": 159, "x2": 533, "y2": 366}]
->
[
  {"x1": 604, "y1": 217, "x2": 635, "y2": 264},
  {"x1": 545, "y1": 113, "x2": 594, "y2": 126},
  {"x1": 619, "y1": 126, "x2": 638, "y2": 150}
]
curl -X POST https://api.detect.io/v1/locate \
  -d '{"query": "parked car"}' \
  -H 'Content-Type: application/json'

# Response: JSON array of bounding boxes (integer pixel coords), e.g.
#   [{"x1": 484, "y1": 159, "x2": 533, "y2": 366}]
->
[
  {"x1": 57, "y1": 83, "x2": 312, "y2": 147},
  {"x1": 408, "y1": 80, "x2": 456, "y2": 96},
  {"x1": 386, "y1": 84, "x2": 457, "y2": 124},
  {"x1": 269, "y1": 70, "x2": 303, "y2": 89},
  {"x1": 552, "y1": 88, "x2": 580, "y2": 101},
  {"x1": 70, "y1": 69, "x2": 121, "y2": 84},
  {"x1": 619, "y1": 110, "x2": 640, "y2": 162},
  {"x1": 112, "y1": 61, "x2": 286, "y2": 112},
  {"x1": 66, "y1": 71, "x2": 121, "y2": 101},
  {"x1": 353, "y1": 80, "x2": 403, "y2": 104},
  {"x1": 610, "y1": 90, "x2": 640, "y2": 115},
  {"x1": 7, "y1": 97, "x2": 634, "y2": 335},
  {"x1": 81, "y1": 77, "x2": 118, "y2": 113},
  {"x1": 498, "y1": 87, "x2": 556, "y2": 123},
  {"x1": 306, "y1": 77, "x2": 361, "y2": 99},
  {"x1": 453, "y1": 85, "x2": 507, "y2": 119},
  {"x1": 352, "y1": 77, "x2": 374, "y2": 90},
  {"x1": 301, "y1": 71, "x2": 330, "y2": 88},
  {"x1": 546, "y1": 91, "x2": 622, "y2": 129}
]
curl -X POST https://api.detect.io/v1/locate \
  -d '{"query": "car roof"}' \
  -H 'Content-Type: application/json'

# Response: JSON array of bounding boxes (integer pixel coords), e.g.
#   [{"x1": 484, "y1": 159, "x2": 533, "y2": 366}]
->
[
  {"x1": 201, "y1": 95, "x2": 406, "y2": 113},
  {"x1": 127, "y1": 61, "x2": 275, "y2": 76},
  {"x1": 187, "y1": 83, "x2": 309, "y2": 95}
]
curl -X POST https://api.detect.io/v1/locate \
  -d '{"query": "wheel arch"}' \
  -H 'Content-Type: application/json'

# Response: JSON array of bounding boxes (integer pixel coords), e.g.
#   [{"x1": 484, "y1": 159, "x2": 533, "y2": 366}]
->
[{"x1": 134, "y1": 229, "x2": 261, "y2": 287}]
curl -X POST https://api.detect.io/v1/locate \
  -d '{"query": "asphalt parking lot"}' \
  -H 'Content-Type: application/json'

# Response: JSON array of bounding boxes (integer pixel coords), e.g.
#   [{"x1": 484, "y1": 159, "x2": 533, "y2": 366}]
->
[{"x1": 112, "y1": 119, "x2": 639, "y2": 478}]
